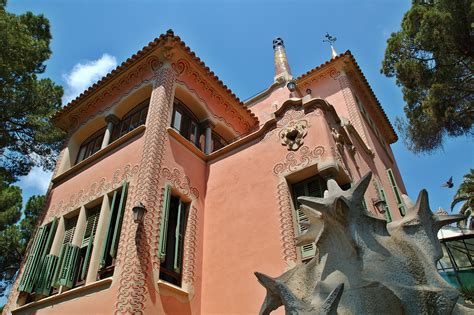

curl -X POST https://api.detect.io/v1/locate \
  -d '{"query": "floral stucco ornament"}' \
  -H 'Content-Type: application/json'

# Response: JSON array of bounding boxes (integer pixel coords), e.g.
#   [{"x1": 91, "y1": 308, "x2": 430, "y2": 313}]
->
[{"x1": 279, "y1": 120, "x2": 308, "y2": 151}]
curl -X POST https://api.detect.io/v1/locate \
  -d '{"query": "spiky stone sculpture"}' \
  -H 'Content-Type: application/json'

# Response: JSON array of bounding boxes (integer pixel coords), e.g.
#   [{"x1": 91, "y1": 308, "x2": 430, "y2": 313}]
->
[{"x1": 255, "y1": 172, "x2": 470, "y2": 314}]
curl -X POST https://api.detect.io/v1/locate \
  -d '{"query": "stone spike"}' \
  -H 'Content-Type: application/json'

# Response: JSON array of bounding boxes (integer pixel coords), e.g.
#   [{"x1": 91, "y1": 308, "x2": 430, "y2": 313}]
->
[
  {"x1": 327, "y1": 179, "x2": 343, "y2": 195},
  {"x1": 298, "y1": 196, "x2": 330, "y2": 212},
  {"x1": 254, "y1": 272, "x2": 283, "y2": 315},
  {"x1": 433, "y1": 214, "x2": 466, "y2": 232},
  {"x1": 401, "y1": 194, "x2": 415, "y2": 209},
  {"x1": 415, "y1": 189, "x2": 430, "y2": 214},
  {"x1": 320, "y1": 283, "x2": 344, "y2": 315},
  {"x1": 350, "y1": 172, "x2": 372, "y2": 201}
]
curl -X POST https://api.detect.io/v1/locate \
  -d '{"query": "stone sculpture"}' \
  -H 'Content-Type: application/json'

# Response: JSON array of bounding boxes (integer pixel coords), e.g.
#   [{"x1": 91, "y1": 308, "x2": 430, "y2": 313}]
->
[{"x1": 255, "y1": 172, "x2": 470, "y2": 314}]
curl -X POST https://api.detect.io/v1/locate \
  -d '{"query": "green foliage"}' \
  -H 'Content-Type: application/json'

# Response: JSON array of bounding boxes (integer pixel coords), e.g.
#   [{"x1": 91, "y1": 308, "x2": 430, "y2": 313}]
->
[
  {"x1": 381, "y1": 0, "x2": 473, "y2": 153},
  {"x1": 451, "y1": 169, "x2": 474, "y2": 228},
  {"x1": 0, "y1": 192, "x2": 44, "y2": 297},
  {"x1": 0, "y1": 1, "x2": 64, "y2": 182}
]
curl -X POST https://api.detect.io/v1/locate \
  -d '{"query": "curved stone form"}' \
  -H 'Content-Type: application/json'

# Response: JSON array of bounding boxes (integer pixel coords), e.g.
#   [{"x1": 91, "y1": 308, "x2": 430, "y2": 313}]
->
[{"x1": 256, "y1": 172, "x2": 470, "y2": 314}]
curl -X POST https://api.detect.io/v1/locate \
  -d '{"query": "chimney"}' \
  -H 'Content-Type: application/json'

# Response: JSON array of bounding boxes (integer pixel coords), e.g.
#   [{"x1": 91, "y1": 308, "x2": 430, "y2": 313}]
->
[{"x1": 273, "y1": 37, "x2": 293, "y2": 83}]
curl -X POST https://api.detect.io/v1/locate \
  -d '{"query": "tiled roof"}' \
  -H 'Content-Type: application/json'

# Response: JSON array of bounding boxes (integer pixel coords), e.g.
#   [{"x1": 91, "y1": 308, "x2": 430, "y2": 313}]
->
[
  {"x1": 53, "y1": 30, "x2": 258, "y2": 127},
  {"x1": 296, "y1": 50, "x2": 398, "y2": 143}
]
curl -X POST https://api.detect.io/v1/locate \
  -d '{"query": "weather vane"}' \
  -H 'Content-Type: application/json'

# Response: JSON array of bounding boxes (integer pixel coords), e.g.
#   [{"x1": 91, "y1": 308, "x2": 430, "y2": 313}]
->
[
  {"x1": 323, "y1": 33, "x2": 338, "y2": 58},
  {"x1": 323, "y1": 33, "x2": 337, "y2": 45}
]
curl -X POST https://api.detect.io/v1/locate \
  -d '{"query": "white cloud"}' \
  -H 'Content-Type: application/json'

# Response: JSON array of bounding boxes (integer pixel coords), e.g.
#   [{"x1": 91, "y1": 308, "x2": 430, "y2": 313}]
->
[
  {"x1": 62, "y1": 54, "x2": 117, "y2": 104},
  {"x1": 18, "y1": 167, "x2": 52, "y2": 195}
]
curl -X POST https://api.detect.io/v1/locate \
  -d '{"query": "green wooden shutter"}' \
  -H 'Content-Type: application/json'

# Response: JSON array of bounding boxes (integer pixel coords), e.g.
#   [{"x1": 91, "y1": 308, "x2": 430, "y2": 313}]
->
[
  {"x1": 159, "y1": 184, "x2": 172, "y2": 262},
  {"x1": 35, "y1": 254, "x2": 59, "y2": 296},
  {"x1": 110, "y1": 182, "x2": 128, "y2": 259},
  {"x1": 293, "y1": 179, "x2": 321, "y2": 260},
  {"x1": 386, "y1": 169, "x2": 406, "y2": 216},
  {"x1": 99, "y1": 190, "x2": 118, "y2": 268},
  {"x1": 173, "y1": 200, "x2": 186, "y2": 273},
  {"x1": 18, "y1": 225, "x2": 48, "y2": 293},
  {"x1": 32, "y1": 218, "x2": 58, "y2": 295},
  {"x1": 56, "y1": 243, "x2": 80, "y2": 288},
  {"x1": 80, "y1": 209, "x2": 100, "y2": 280}
]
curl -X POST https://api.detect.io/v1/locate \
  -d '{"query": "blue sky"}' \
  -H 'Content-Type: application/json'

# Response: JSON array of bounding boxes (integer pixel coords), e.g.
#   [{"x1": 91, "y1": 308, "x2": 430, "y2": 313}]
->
[{"x1": 8, "y1": 0, "x2": 473, "y2": 212}]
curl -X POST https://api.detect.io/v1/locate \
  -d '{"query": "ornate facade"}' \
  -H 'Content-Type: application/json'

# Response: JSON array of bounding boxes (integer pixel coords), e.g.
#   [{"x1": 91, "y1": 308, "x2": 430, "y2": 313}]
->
[{"x1": 3, "y1": 31, "x2": 408, "y2": 314}]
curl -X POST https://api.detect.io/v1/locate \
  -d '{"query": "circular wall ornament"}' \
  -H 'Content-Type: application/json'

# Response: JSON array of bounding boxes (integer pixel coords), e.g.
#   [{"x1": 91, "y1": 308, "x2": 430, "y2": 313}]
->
[{"x1": 279, "y1": 120, "x2": 308, "y2": 151}]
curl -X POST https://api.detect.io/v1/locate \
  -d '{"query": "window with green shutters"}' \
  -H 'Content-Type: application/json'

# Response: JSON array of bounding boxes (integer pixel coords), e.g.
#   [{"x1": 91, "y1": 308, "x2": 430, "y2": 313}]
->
[
  {"x1": 158, "y1": 185, "x2": 188, "y2": 286},
  {"x1": 18, "y1": 218, "x2": 58, "y2": 295},
  {"x1": 74, "y1": 206, "x2": 101, "y2": 286},
  {"x1": 53, "y1": 215, "x2": 79, "y2": 289},
  {"x1": 291, "y1": 175, "x2": 327, "y2": 260},
  {"x1": 373, "y1": 179, "x2": 392, "y2": 222},
  {"x1": 98, "y1": 182, "x2": 128, "y2": 279},
  {"x1": 386, "y1": 168, "x2": 406, "y2": 216}
]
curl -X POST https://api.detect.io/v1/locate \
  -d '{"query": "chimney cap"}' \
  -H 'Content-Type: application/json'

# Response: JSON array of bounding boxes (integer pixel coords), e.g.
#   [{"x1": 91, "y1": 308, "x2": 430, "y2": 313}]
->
[{"x1": 273, "y1": 37, "x2": 285, "y2": 50}]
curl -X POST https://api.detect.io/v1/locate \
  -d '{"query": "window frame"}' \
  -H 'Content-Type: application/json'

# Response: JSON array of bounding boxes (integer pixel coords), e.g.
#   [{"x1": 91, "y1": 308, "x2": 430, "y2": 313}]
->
[
  {"x1": 111, "y1": 99, "x2": 150, "y2": 142},
  {"x1": 158, "y1": 185, "x2": 189, "y2": 287},
  {"x1": 171, "y1": 98, "x2": 201, "y2": 148},
  {"x1": 291, "y1": 175, "x2": 327, "y2": 260},
  {"x1": 75, "y1": 128, "x2": 106, "y2": 165}
]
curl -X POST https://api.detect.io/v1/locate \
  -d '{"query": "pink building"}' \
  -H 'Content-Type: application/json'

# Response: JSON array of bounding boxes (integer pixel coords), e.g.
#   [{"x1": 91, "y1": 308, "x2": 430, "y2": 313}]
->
[{"x1": 3, "y1": 31, "x2": 408, "y2": 314}]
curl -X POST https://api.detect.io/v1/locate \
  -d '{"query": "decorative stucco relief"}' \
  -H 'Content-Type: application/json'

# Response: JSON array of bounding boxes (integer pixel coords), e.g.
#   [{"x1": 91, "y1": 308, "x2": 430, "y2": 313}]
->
[
  {"x1": 67, "y1": 56, "x2": 162, "y2": 132},
  {"x1": 276, "y1": 181, "x2": 298, "y2": 264},
  {"x1": 279, "y1": 120, "x2": 308, "y2": 151},
  {"x1": 272, "y1": 145, "x2": 325, "y2": 265},
  {"x1": 161, "y1": 167, "x2": 200, "y2": 286},
  {"x1": 273, "y1": 146, "x2": 325, "y2": 176},
  {"x1": 161, "y1": 167, "x2": 199, "y2": 199},
  {"x1": 46, "y1": 164, "x2": 139, "y2": 220},
  {"x1": 174, "y1": 81, "x2": 240, "y2": 134},
  {"x1": 300, "y1": 67, "x2": 341, "y2": 89},
  {"x1": 331, "y1": 146, "x2": 352, "y2": 180},
  {"x1": 115, "y1": 64, "x2": 175, "y2": 314},
  {"x1": 172, "y1": 58, "x2": 252, "y2": 132}
]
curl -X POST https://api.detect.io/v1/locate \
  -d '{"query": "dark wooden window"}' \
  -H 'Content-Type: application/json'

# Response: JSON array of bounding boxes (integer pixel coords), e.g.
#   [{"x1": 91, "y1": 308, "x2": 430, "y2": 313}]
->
[
  {"x1": 171, "y1": 99, "x2": 201, "y2": 148},
  {"x1": 291, "y1": 175, "x2": 327, "y2": 260},
  {"x1": 98, "y1": 183, "x2": 128, "y2": 279},
  {"x1": 75, "y1": 128, "x2": 106, "y2": 164},
  {"x1": 159, "y1": 189, "x2": 188, "y2": 287},
  {"x1": 111, "y1": 99, "x2": 149, "y2": 142},
  {"x1": 211, "y1": 132, "x2": 228, "y2": 151}
]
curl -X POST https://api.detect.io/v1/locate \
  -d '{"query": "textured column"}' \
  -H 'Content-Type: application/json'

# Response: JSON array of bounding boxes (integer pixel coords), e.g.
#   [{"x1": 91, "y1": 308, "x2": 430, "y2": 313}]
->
[
  {"x1": 101, "y1": 114, "x2": 120, "y2": 149},
  {"x1": 49, "y1": 217, "x2": 65, "y2": 256},
  {"x1": 115, "y1": 62, "x2": 176, "y2": 315},
  {"x1": 273, "y1": 37, "x2": 293, "y2": 83},
  {"x1": 86, "y1": 194, "x2": 110, "y2": 284},
  {"x1": 72, "y1": 206, "x2": 87, "y2": 247},
  {"x1": 337, "y1": 72, "x2": 368, "y2": 145},
  {"x1": 202, "y1": 119, "x2": 215, "y2": 154}
]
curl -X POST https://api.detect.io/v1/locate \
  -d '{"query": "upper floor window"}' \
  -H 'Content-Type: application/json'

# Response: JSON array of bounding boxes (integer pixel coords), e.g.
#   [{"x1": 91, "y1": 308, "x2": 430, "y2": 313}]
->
[
  {"x1": 211, "y1": 131, "x2": 228, "y2": 152},
  {"x1": 159, "y1": 185, "x2": 188, "y2": 287},
  {"x1": 76, "y1": 128, "x2": 106, "y2": 164},
  {"x1": 172, "y1": 99, "x2": 200, "y2": 147},
  {"x1": 291, "y1": 175, "x2": 327, "y2": 260},
  {"x1": 111, "y1": 99, "x2": 149, "y2": 142}
]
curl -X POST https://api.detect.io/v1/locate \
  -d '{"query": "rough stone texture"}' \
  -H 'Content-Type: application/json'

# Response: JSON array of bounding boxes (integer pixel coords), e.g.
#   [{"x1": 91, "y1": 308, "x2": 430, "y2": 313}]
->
[{"x1": 255, "y1": 172, "x2": 470, "y2": 314}]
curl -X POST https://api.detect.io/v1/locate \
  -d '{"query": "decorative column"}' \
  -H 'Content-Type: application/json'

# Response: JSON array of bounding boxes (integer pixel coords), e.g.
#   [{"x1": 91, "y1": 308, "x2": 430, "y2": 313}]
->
[
  {"x1": 101, "y1": 114, "x2": 120, "y2": 149},
  {"x1": 72, "y1": 206, "x2": 87, "y2": 247},
  {"x1": 336, "y1": 71, "x2": 368, "y2": 145},
  {"x1": 273, "y1": 37, "x2": 293, "y2": 83},
  {"x1": 202, "y1": 119, "x2": 215, "y2": 154},
  {"x1": 115, "y1": 61, "x2": 176, "y2": 314},
  {"x1": 86, "y1": 194, "x2": 110, "y2": 284},
  {"x1": 49, "y1": 217, "x2": 65, "y2": 256}
]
